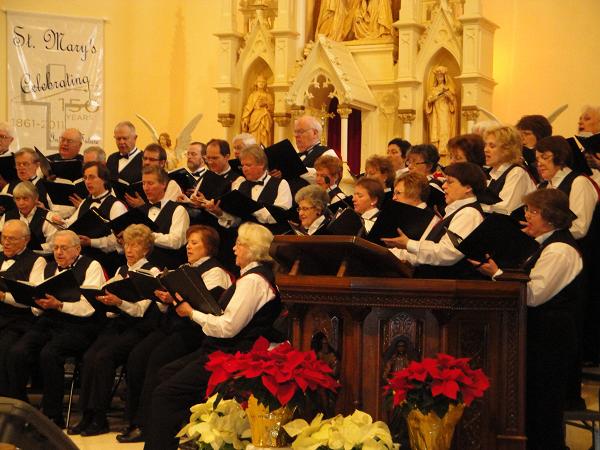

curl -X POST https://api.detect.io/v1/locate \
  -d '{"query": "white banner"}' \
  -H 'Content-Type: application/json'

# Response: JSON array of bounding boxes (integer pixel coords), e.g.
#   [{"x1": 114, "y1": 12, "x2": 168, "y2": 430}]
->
[{"x1": 6, "y1": 11, "x2": 104, "y2": 153}]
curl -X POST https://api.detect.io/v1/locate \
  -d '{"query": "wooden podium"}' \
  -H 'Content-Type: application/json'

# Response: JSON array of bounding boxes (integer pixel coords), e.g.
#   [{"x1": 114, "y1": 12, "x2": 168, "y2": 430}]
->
[{"x1": 271, "y1": 236, "x2": 528, "y2": 450}]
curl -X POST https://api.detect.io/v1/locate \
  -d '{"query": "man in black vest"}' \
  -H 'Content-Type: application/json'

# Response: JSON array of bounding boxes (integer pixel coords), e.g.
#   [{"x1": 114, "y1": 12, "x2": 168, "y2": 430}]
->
[
  {"x1": 2, "y1": 147, "x2": 52, "y2": 210},
  {"x1": 204, "y1": 145, "x2": 292, "y2": 232},
  {"x1": 48, "y1": 128, "x2": 84, "y2": 162},
  {"x1": 0, "y1": 220, "x2": 46, "y2": 397},
  {"x1": 140, "y1": 165, "x2": 189, "y2": 269},
  {"x1": 292, "y1": 115, "x2": 338, "y2": 184},
  {"x1": 6, "y1": 229, "x2": 105, "y2": 427},
  {"x1": 205, "y1": 139, "x2": 243, "y2": 187},
  {"x1": 65, "y1": 161, "x2": 128, "y2": 274},
  {"x1": 106, "y1": 121, "x2": 143, "y2": 184}
]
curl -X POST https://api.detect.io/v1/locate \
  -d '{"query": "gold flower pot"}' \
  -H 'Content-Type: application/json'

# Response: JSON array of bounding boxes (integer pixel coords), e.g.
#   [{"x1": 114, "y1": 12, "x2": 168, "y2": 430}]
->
[
  {"x1": 406, "y1": 404, "x2": 464, "y2": 450},
  {"x1": 246, "y1": 395, "x2": 295, "y2": 448}
]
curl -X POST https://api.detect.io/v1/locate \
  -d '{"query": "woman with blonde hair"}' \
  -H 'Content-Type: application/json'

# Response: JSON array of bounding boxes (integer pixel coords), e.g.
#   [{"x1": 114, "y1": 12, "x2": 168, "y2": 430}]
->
[{"x1": 483, "y1": 125, "x2": 536, "y2": 215}]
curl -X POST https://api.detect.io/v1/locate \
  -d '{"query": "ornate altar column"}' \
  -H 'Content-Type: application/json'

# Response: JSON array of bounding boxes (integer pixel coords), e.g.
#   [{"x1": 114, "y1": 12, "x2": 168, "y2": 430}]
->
[
  {"x1": 398, "y1": 109, "x2": 416, "y2": 142},
  {"x1": 462, "y1": 106, "x2": 480, "y2": 133},
  {"x1": 337, "y1": 104, "x2": 352, "y2": 162},
  {"x1": 215, "y1": 0, "x2": 244, "y2": 141}
]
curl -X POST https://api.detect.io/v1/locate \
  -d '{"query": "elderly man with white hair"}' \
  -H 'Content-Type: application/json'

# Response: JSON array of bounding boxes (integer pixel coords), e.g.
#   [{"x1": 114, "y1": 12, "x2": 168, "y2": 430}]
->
[
  {"x1": 0, "y1": 122, "x2": 15, "y2": 156},
  {"x1": 6, "y1": 229, "x2": 105, "y2": 428},
  {"x1": 0, "y1": 219, "x2": 46, "y2": 397},
  {"x1": 578, "y1": 105, "x2": 600, "y2": 136},
  {"x1": 292, "y1": 115, "x2": 338, "y2": 183}
]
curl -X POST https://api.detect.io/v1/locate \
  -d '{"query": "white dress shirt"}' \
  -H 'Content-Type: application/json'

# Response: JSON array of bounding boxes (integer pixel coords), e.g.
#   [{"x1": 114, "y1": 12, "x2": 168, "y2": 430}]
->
[
  {"x1": 117, "y1": 148, "x2": 141, "y2": 173},
  {"x1": 404, "y1": 196, "x2": 483, "y2": 266},
  {"x1": 149, "y1": 199, "x2": 190, "y2": 250},
  {"x1": 32, "y1": 257, "x2": 105, "y2": 317},
  {"x1": 493, "y1": 230, "x2": 583, "y2": 307},
  {"x1": 389, "y1": 202, "x2": 440, "y2": 264},
  {"x1": 307, "y1": 214, "x2": 326, "y2": 235},
  {"x1": 191, "y1": 261, "x2": 275, "y2": 338},
  {"x1": 361, "y1": 208, "x2": 380, "y2": 234},
  {"x1": 0, "y1": 252, "x2": 46, "y2": 308},
  {"x1": 482, "y1": 163, "x2": 536, "y2": 214},
  {"x1": 164, "y1": 179, "x2": 183, "y2": 202},
  {"x1": 547, "y1": 167, "x2": 598, "y2": 239}
]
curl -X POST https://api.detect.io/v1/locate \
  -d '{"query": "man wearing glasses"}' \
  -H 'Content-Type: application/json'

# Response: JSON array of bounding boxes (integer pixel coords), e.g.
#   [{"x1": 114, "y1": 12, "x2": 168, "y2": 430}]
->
[
  {"x1": 6, "y1": 229, "x2": 105, "y2": 428},
  {"x1": 292, "y1": 115, "x2": 338, "y2": 184},
  {"x1": 1, "y1": 147, "x2": 52, "y2": 210},
  {"x1": 0, "y1": 122, "x2": 16, "y2": 189},
  {"x1": 106, "y1": 121, "x2": 143, "y2": 184},
  {"x1": 49, "y1": 128, "x2": 84, "y2": 162},
  {"x1": 0, "y1": 220, "x2": 47, "y2": 397}
]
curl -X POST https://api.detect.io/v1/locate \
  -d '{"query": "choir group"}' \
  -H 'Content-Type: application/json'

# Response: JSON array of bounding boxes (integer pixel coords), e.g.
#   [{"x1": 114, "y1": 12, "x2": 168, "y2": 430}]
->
[{"x1": 0, "y1": 107, "x2": 599, "y2": 450}]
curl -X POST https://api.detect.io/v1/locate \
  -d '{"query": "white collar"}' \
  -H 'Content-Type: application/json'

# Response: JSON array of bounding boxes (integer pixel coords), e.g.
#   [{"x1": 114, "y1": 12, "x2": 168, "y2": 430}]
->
[
  {"x1": 240, "y1": 260, "x2": 261, "y2": 275},
  {"x1": 128, "y1": 257, "x2": 149, "y2": 271},
  {"x1": 489, "y1": 163, "x2": 513, "y2": 179},
  {"x1": 549, "y1": 167, "x2": 572, "y2": 188},
  {"x1": 190, "y1": 256, "x2": 211, "y2": 267},
  {"x1": 535, "y1": 229, "x2": 558, "y2": 244},
  {"x1": 444, "y1": 196, "x2": 477, "y2": 217},
  {"x1": 307, "y1": 214, "x2": 326, "y2": 235}
]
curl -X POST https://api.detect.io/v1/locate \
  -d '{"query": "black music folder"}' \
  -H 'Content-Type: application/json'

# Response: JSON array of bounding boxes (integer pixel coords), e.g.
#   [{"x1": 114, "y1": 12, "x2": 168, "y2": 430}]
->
[
  {"x1": 0, "y1": 193, "x2": 17, "y2": 213},
  {"x1": 325, "y1": 208, "x2": 364, "y2": 236},
  {"x1": 0, "y1": 154, "x2": 17, "y2": 182},
  {"x1": 68, "y1": 208, "x2": 112, "y2": 239},
  {"x1": 328, "y1": 195, "x2": 354, "y2": 215},
  {"x1": 196, "y1": 170, "x2": 230, "y2": 200},
  {"x1": 169, "y1": 168, "x2": 197, "y2": 192},
  {"x1": 477, "y1": 187, "x2": 502, "y2": 205},
  {"x1": 112, "y1": 179, "x2": 148, "y2": 203},
  {"x1": 159, "y1": 265, "x2": 223, "y2": 316},
  {"x1": 264, "y1": 139, "x2": 308, "y2": 179},
  {"x1": 450, "y1": 213, "x2": 539, "y2": 269},
  {"x1": 217, "y1": 190, "x2": 262, "y2": 220},
  {"x1": 81, "y1": 277, "x2": 143, "y2": 314},
  {"x1": 43, "y1": 178, "x2": 88, "y2": 205},
  {"x1": 50, "y1": 159, "x2": 83, "y2": 182},
  {"x1": 368, "y1": 202, "x2": 435, "y2": 242},
  {"x1": 566, "y1": 136, "x2": 594, "y2": 176},
  {"x1": 128, "y1": 269, "x2": 164, "y2": 302},
  {"x1": 2, "y1": 269, "x2": 81, "y2": 307},
  {"x1": 108, "y1": 208, "x2": 158, "y2": 235}
]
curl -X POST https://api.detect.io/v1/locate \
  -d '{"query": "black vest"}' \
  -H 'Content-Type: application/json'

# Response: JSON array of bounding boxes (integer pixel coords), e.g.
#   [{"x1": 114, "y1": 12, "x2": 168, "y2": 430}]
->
[
  {"x1": 487, "y1": 164, "x2": 520, "y2": 196},
  {"x1": 141, "y1": 201, "x2": 187, "y2": 269},
  {"x1": 300, "y1": 144, "x2": 329, "y2": 168},
  {"x1": 78, "y1": 193, "x2": 118, "y2": 219},
  {"x1": 238, "y1": 176, "x2": 282, "y2": 206},
  {"x1": 42, "y1": 255, "x2": 96, "y2": 323},
  {"x1": 0, "y1": 250, "x2": 40, "y2": 319},
  {"x1": 220, "y1": 167, "x2": 243, "y2": 186},
  {"x1": 47, "y1": 154, "x2": 83, "y2": 162},
  {"x1": 328, "y1": 186, "x2": 344, "y2": 201},
  {"x1": 203, "y1": 263, "x2": 282, "y2": 353},
  {"x1": 5, "y1": 208, "x2": 46, "y2": 250},
  {"x1": 107, "y1": 150, "x2": 143, "y2": 184},
  {"x1": 416, "y1": 202, "x2": 485, "y2": 280},
  {"x1": 522, "y1": 229, "x2": 583, "y2": 315}
]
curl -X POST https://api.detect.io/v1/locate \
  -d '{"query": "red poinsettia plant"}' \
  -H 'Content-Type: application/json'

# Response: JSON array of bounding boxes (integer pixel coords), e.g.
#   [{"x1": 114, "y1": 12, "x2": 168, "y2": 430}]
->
[
  {"x1": 384, "y1": 353, "x2": 490, "y2": 419},
  {"x1": 205, "y1": 337, "x2": 340, "y2": 412}
]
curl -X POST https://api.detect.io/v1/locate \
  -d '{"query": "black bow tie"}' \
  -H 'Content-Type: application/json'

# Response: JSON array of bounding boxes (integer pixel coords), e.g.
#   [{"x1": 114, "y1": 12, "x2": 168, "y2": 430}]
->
[
  {"x1": 298, "y1": 150, "x2": 309, "y2": 158},
  {"x1": 3, "y1": 257, "x2": 15, "y2": 264},
  {"x1": 58, "y1": 265, "x2": 73, "y2": 272},
  {"x1": 150, "y1": 202, "x2": 162, "y2": 209},
  {"x1": 248, "y1": 180, "x2": 264, "y2": 187},
  {"x1": 119, "y1": 153, "x2": 130, "y2": 160},
  {"x1": 90, "y1": 193, "x2": 110, "y2": 204}
]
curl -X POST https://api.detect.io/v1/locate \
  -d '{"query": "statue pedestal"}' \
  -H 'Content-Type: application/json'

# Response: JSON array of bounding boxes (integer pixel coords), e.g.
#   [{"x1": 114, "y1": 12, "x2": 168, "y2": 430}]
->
[{"x1": 345, "y1": 39, "x2": 395, "y2": 82}]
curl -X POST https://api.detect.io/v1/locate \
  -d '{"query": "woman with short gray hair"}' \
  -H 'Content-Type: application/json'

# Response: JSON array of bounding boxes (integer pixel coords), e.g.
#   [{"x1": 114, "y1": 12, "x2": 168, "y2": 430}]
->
[{"x1": 294, "y1": 185, "x2": 330, "y2": 235}]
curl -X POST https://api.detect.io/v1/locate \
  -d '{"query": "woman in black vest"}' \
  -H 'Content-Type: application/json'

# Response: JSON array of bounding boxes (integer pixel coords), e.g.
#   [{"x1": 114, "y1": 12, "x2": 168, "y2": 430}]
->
[
  {"x1": 68, "y1": 224, "x2": 160, "y2": 437},
  {"x1": 294, "y1": 185, "x2": 330, "y2": 235},
  {"x1": 117, "y1": 225, "x2": 231, "y2": 444},
  {"x1": 353, "y1": 177, "x2": 384, "y2": 236},
  {"x1": 482, "y1": 125, "x2": 536, "y2": 216},
  {"x1": 65, "y1": 161, "x2": 128, "y2": 274},
  {"x1": 314, "y1": 154, "x2": 347, "y2": 204},
  {"x1": 406, "y1": 144, "x2": 446, "y2": 215},
  {"x1": 472, "y1": 189, "x2": 583, "y2": 450},
  {"x1": 365, "y1": 155, "x2": 395, "y2": 204},
  {"x1": 383, "y1": 162, "x2": 486, "y2": 279},
  {"x1": 143, "y1": 223, "x2": 282, "y2": 450},
  {"x1": 0, "y1": 181, "x2": 57, "y2": 252}
]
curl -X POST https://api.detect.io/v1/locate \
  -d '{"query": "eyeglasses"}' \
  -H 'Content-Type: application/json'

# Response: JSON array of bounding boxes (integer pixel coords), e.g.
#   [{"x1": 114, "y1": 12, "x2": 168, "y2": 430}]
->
[
  {"x1": 53, "y1": 245, "x2": 78, "y2": 252},
  {"x1": 143, "y1": 156, "x2": 162, "y2": 162},
  {"x1": 406, "y1": 160, "x2": 428, "y2": 166},
  {"x1": 1, "y1": 235, "x2": 26, "y2": 244},
  {"x1": 293, "y1": 128, "x2": 312, "y2": 136},
  {"x1": 524, "y1": 206, "x2": 541, "y2": 215},
  {"x1": 297, "y1": 206, "x2": 317, "y2": 213},
  {"x1": 15, "y1": 161, "x2": 34, "y2": 168},
  {"x1": 0, "y1": 135, "x2": 11, "y2": 140},
  {"x1": 59, "y1": 137, "x2": 79, "y2": 145}
]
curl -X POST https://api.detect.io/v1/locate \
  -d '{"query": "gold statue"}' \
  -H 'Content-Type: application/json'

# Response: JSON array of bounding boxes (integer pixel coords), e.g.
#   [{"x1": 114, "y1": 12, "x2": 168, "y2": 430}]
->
[
  {"x1": 425, "y1": 65, "x2": 457, "y2": 154},
  {"x1": 315, "y1": 0, "x2": 355, "y2": 41},
  {"x1": 241, "y1": 75, "x2": 274, "y2": 148},
  {"x1": 353, "y1": 0, "x2": 394, "y2": 40}
]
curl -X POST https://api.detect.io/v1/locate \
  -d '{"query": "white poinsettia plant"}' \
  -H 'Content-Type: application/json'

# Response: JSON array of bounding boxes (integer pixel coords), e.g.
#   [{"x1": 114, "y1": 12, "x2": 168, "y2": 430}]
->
[
  {"x1": 177, "y1": 394, "x2": 251, "y2": 450},
  {"x1": 283, "y1": 410, "x2": 399, "y2": 450}
]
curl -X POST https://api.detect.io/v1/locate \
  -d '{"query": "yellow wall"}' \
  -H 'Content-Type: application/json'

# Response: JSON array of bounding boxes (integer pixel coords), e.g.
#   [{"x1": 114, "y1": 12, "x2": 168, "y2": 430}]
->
[{"x1": 1, "y1": 0, "x2": 598, "y2": 153}]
